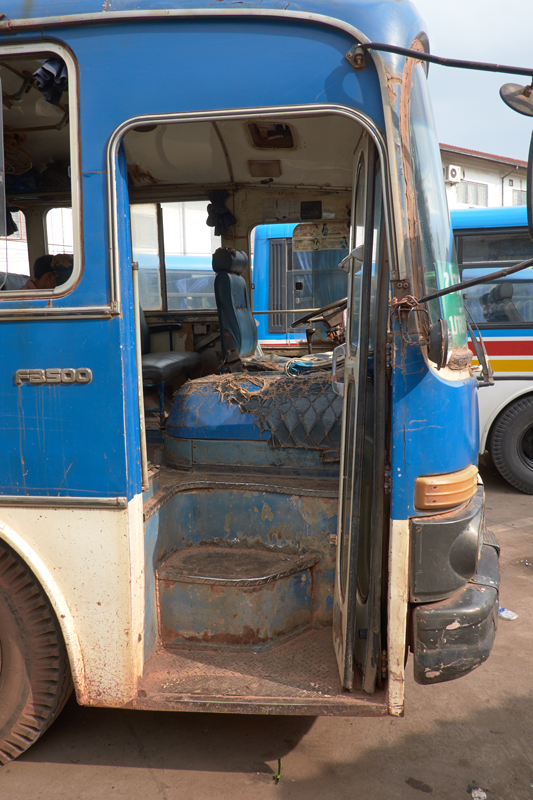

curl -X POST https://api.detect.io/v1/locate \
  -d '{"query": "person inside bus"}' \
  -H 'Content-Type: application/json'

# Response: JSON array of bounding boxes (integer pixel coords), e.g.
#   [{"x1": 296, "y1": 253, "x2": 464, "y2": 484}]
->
[{"x1": 21, "y1": 253, "x2": 73, "y2": 290}]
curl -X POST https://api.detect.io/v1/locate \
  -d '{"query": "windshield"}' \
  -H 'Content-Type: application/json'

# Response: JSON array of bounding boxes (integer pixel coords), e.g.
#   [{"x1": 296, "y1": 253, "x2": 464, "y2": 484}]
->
[{"x1": 409, "y1": 64, "x2": 467, "y2": 350}]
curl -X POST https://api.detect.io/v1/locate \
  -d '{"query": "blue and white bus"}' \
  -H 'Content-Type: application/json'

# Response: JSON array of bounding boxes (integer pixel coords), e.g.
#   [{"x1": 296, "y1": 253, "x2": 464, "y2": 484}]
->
[
  {"x1": 452, "y1": 205, "x2": 533, "y2": 492},
  {"x1": 0, "y1": 0, "x2": 501, "y2": 762}
]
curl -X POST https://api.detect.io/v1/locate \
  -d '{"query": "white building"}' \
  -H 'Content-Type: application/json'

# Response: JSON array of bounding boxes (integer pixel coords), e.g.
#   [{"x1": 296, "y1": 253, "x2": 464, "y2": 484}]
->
[{"x1": 440, "y1": 143, "x2": 527, "y2": 210}]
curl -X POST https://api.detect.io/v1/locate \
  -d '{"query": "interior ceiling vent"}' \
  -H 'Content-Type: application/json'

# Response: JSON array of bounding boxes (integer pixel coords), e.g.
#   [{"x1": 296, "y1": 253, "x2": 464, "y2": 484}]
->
[{"x1": 247, "y1": 122, "x2": 295, "y2": 149}]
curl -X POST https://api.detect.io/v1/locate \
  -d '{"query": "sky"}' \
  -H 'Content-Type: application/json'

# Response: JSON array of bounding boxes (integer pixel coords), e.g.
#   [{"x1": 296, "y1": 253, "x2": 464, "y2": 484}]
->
[{"x1": 411, "y1": 0, "x2": 532, "y2": 161}]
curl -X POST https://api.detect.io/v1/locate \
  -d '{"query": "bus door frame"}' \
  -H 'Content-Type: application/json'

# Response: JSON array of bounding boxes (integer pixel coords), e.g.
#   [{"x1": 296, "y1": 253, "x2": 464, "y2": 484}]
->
[{"x1": 332, "y1": 132, "x2": 388, "y2": 693}]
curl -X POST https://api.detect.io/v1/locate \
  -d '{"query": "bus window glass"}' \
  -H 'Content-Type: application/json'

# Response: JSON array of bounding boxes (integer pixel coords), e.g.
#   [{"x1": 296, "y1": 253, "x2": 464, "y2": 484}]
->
[
  {"x1": 350, "y1": 159, "x2": 381, "y2": 352},
  {"x1": 131, "y1": 203, "x2": 162, "y2": 310},
  {"x1": 460, "y1": 233, "x2": 533, "y2": 263},
  {"x1": 409, "y1": 64, "x2": 467, "y2": 348},
  {"x1": 462, "y1": 270, "x2": 533, "y2": 325},
  {"x1": 162, "y1": 201, "x2": 220, "y2": 311},
  {"x1": 350, "y1": 156, "x2": 365, "y2": 352},
  {"x1": 368, "y1": 167, "x2": 382, "y2": 351}
]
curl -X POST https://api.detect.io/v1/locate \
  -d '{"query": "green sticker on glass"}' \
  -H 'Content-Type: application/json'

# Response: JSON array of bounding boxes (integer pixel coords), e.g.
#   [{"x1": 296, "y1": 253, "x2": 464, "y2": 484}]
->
[{"x1": 435, "y1": 260, "x2": 467, "y2": 347}]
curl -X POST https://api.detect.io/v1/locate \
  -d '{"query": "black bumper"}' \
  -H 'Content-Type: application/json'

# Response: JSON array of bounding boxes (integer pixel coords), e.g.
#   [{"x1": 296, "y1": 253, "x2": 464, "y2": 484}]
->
[{"x1": 412, "y1": 537, "x2": 499, "y2": 685}]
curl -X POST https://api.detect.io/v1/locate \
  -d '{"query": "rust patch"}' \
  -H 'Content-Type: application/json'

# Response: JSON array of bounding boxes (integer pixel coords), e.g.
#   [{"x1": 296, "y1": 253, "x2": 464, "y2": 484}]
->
[
  {"x1": 127, "y1": 162, "x2": 159, "y2": 185},
  {"x1": 448, "y1": 344, "x2": 473, "y2": 371},
  {"x1": 178, "y1": 625, "x2": 264, "y2": 647},
  {"x1": 399, "y1": 37, "x2": 426, "y2": 298},
  {"x1": 385, "y1": 70, "x2": 402, "y2": 106}
]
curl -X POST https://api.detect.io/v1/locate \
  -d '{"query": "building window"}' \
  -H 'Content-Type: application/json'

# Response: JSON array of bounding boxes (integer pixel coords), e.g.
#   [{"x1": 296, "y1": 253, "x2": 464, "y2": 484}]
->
[
  {"x1": 513, "y1": 189, "x2": 527, "y2": 206},
  {"x1": 456, "y1": 181, "x2": 488, "y2": 206}
]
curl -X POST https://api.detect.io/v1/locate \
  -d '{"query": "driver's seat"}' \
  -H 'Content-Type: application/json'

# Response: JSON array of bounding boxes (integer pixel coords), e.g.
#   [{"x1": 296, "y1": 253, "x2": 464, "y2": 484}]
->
[{"x1": 213, "y1": 248, "x2": 257, "y2": 372}]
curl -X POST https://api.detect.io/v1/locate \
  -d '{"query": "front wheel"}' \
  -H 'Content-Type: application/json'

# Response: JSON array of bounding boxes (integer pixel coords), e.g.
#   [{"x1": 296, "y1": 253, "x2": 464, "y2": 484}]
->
[
  {"x1": 0, "y1": 541, "x2": 72, "y2": 764},
  {"x1": 490, "y1": 396, "x2": 533, "y2": 494}
]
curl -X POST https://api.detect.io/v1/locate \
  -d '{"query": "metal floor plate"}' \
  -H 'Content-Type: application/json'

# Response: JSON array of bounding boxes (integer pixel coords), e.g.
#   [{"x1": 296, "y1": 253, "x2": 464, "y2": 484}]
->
[{"x1": 134, "y1": 629, "x2": 388, "y2": 716}]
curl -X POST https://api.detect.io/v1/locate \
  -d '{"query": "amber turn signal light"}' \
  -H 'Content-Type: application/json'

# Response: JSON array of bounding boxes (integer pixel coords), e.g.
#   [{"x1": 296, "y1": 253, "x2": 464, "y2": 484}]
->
[{"x1": 414, "y1": 464, "x2": 478, "y2": 510}]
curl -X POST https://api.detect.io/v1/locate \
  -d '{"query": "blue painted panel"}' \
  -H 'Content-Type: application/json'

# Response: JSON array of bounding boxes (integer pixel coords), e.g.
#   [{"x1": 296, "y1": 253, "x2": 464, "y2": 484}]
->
[
  {"x1": 166, "y1": 378, "x2": 268, "y2": 441},
  {"x1": 451, "y1": 206, "x2": 528, "y2": 231},
  {"x1": 143, "y1": 483, "x2": 338, "y2": 658},
  {"x1": 159, "y1": 568, "x2": 314, "y2": 649},
  {"x1": 116, "y1": 145, "x2": 143, "y2": 500},
  {"x1": 390, "y1": 324, "x2": 479, "y2": 520},
  {"x1": 164, "y1": 437, "x2": 339, "y2": 475},
  {"x1": 0, "y1": 318, "x2": 130, "y2": 496}
]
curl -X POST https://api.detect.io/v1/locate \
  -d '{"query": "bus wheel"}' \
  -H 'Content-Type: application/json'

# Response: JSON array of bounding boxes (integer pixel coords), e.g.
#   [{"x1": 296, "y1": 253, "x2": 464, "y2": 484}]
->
[
  {"x1": 0, "y1": 541, "x2": 72, "y2": 764},
  {"x1": 490, "y1": 396, "x2": 533, "y2": 494}
]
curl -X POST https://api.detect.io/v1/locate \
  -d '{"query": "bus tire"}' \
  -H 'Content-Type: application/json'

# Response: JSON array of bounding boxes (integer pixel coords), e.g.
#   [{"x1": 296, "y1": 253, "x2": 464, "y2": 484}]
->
[
  {"x1": 490, "y1": 396, "x2": 533, "y2": 494},
  {"x1": 0, "y1": 541, "x2": 72, "y2": 764}
]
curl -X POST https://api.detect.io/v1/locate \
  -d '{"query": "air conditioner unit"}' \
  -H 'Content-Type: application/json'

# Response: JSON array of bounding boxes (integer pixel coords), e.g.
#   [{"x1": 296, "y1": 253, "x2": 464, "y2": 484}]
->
[{"x1": 445, "y1": 165, "x2": 461, "y2": 183}]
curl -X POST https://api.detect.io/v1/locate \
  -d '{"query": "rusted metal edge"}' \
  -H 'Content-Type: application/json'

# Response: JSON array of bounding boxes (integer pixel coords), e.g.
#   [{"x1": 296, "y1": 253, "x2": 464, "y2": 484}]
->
[
  {"x1": 0, "y1": 307, "x2": 116, "y2": 322},
  {"x1": 157, "y1": 552, "x2": 321, "y2": 586},
  {"x1": 143, "y1": 479, "x2": 338, "y2": 521},
  {"x1": 130, "y1": 693, "x2": 388, "y2": 716},
  {"x1": 0, "y1": 495, "x2": 128, "y2": 508},
  {"x1": 0, "y1": 8, "x2": 369, "y2": 37}
]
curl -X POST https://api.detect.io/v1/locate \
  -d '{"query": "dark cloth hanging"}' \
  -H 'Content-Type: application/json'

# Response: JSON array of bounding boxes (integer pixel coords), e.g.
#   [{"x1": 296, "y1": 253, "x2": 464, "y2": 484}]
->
[
  {"x1": 5, "y1": 209, "x2": 18, "y2": 237},
  {"x1": 32, "y1": 58, "x2": 68, "y2": 105},
  {"x1": 206, "y1": 190, "x2": 236, "y2": 237}
]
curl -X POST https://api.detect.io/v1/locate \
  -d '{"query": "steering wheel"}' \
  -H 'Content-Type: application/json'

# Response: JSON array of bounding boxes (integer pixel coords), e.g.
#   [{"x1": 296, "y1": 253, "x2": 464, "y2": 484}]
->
[{"x1": 290, "y1": 297, "x2": 347, "y2": 329}]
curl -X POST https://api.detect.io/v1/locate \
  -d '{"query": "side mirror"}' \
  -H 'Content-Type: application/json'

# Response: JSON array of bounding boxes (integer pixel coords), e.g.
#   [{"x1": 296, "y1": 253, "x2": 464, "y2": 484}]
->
[
  {"x1": 499, "y1": 84, "x2": 533, "y2": 244},
  {"x1": 338, "y1": 244, "x2": 364, "y2": 273},
  {"x1": 428, "y1": 318, "x2": 453, "y2": 370}
]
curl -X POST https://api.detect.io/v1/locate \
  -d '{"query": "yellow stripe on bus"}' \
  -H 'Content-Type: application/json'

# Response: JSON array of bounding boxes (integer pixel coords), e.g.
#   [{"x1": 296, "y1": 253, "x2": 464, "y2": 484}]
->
[{"x1": 472, "y1": 358, "x2": 533, "y2": 372}]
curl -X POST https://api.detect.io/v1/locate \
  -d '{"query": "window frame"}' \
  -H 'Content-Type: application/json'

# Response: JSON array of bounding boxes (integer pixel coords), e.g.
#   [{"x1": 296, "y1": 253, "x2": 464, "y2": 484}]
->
[
  {"x1": 0, "y1": 41, "x2": 81, "y2": 303},
  {"x1": 456, "y1": 180, "x2": 489, "y2": 207},
  {"x1": 512, "y1": 189, "x2": 527, "y2": 207}
]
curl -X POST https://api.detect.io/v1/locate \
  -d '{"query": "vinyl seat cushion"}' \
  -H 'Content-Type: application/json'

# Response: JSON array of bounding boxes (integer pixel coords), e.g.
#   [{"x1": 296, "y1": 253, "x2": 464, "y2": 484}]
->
[{"x1": 142, "y1": 351, "x2": 201, "y2": 384}]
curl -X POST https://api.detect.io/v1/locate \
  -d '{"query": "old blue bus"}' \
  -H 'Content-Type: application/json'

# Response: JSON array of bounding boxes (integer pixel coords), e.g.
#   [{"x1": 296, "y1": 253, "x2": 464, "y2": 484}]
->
[{"x1": 0, "y1": 0, "x2": 499, "y2": 763}]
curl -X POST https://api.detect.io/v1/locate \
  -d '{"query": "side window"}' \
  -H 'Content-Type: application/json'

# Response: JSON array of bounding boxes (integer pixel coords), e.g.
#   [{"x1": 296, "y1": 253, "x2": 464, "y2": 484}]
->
[
  {"x1": 131, "y1": 200, "x2": 220, "y2": 311},
  {"x1": 0, "y1": 49, "x2": 77, "y2": 295},
  {"x1": 45, "y1": 208, "x2": 73, "y2": 255},
  {"x1": 459, "y1": 231, "x2": 533, "y2": 325}
]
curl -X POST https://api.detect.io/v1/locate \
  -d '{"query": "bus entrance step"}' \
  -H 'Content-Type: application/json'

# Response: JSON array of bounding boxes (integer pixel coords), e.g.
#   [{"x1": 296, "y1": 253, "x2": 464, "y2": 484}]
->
[
  {"x1": 157, "y1": 545, "x2": 320, "y2": 649},
  {"x1": 134, "y1": 629, "x2": 388, "y2": 716}
]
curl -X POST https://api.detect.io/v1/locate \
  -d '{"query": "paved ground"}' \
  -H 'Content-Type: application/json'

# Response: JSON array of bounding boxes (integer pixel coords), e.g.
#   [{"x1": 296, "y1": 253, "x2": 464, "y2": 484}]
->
[{"x1": 1, "y1": 461, "x2": 532, "y2": 800}]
